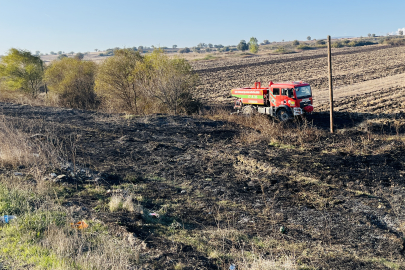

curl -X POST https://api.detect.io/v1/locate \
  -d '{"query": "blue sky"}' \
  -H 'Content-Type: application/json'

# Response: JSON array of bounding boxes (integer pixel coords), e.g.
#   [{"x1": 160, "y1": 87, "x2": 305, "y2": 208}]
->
[{"x1": 1, "y1": 0, "x2": 404, "y2": 54}]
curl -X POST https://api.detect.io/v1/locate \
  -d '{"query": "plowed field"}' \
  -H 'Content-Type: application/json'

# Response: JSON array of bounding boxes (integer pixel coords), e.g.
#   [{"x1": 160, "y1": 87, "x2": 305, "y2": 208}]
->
[{"x1": 192, "y1": 45, "x2": 405, "y2": 104}]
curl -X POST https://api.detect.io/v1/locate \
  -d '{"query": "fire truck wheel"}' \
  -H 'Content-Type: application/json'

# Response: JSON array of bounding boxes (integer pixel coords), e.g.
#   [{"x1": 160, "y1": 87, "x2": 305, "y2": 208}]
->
[{"x1": 277, "y1": 108, "x2": 291, "y2": 122}]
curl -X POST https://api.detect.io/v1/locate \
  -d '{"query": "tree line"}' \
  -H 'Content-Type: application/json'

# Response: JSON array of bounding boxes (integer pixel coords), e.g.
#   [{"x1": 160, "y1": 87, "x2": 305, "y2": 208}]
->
[{"x1": 0, "y1": 48, "x2": 200, "y2": 115}]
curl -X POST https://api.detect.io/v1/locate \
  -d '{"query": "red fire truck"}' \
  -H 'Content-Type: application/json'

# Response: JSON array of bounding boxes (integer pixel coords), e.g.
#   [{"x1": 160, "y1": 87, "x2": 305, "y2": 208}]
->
[{"x1": 231, "y1": 81, "x2": 313, "y2": 121}]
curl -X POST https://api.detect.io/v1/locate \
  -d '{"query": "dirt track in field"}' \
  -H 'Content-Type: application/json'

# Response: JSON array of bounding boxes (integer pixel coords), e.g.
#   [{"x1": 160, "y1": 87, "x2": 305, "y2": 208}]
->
[
  {"x1": 192, "y1": 45, "x2": 405, "y2": 104},
  {"x1": 314, "y1": 72, "x2": 405, "y2": 106}
]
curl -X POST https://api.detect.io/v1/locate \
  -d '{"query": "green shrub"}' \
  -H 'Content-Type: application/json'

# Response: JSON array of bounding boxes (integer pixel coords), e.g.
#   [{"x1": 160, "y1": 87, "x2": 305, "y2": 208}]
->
[
  {"x1": 45, "y1": 58, "x2": 99, "y2": 109},
  {"x1": 0, "y1": 48, "x2": 44, "y2": 97},
  {"x1": 296, "y1": 44, "x2": 312, "y2": 50},
  {"x1": 74, "y1": 52, "x2": 84, "y2": 60},
  {"x1": 249, "y1": 37, "x2": 259, "y2": 53},
  {"x1": 96, "y1": 48, "x2": 199, "y2": 114},
  {"x1": 331, "y1": 41, "x2": 343, "y2": 48},
  {"x1": 95, "y1": 49, "x2": 144, "y2": 113},
  {"x1": 348, "y1": 40, "x2": 375, "y2": 47},
  {"x1": 57, "y1": 54, "x2": 68, "y2": 60},
  {"x1": 140, "y1": 49, "x2": 199, "y2": 114},
  {"x1": 316, "y1": 40, "x2": 326, "y2": 45},
  {"x1": 292, "y1": 40, "x2": 300, "y2": 46},
  {"x1": 383, "y1": 38, "x2": 405, "y2": 46},
  {"x1": 274, "y1": 46, "x2": 287, "y2": 54},
  {"x1": 179, "y1": 47, "x2": 191, "y2": 53},
  {"x1": 178, "y1": 92, "x2": 202, "y2": 114},
  {"x1": 237, "y1": 40, "x2": 248, "y2": 51}
]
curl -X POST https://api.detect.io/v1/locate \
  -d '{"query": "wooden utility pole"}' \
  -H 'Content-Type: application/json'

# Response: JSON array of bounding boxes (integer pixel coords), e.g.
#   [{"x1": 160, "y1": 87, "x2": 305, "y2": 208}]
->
[{"x1": 327, "y1": 35, "x2": 334, "y2": 133}]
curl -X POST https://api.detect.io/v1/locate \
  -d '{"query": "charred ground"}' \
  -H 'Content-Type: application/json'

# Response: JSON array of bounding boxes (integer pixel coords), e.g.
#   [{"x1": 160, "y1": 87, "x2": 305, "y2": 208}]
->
[{"x1": 1, "y1": 97, "x2": 405, "y2": 269}]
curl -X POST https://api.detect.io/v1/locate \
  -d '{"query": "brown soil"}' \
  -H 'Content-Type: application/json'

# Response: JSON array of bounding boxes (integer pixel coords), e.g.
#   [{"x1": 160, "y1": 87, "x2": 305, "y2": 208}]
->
[{"x1": 192, "y1": 44, "x2": 405, "y2": 105}]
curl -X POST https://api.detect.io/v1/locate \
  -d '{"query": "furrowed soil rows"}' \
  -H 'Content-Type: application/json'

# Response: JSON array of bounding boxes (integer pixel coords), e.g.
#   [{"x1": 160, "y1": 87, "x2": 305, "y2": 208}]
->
[
  {"x1": 317, "y1": 85, "x2": 405, "y2": 115},
  {"x1": 192, "y1": 45, "x2": 405, "y2": 103}
]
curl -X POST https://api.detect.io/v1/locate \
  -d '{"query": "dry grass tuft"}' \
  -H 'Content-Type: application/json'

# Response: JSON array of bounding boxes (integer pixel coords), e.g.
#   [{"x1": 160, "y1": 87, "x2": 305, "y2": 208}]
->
[
  {"x1": 0, "y1": 117, "x2": 59, "y2": 170},
  {"x1": 0, "y1": 87, "x2": 60, "y2": 107},
  {"x1": 123, "y1": 195, "x2": 135, "y2": 212},
  {"x1": 42, "y1": 223, "x2": 136, "y2": 270},
  {"x1": 109, "y1": 195, "x2": 123, "y2": 212},
  {"x1": 236, "y1": 255, "x2": 298, "y2": 270},
  {"x1": 204, "y1": 107, "x2": 325, "y2": 147}
]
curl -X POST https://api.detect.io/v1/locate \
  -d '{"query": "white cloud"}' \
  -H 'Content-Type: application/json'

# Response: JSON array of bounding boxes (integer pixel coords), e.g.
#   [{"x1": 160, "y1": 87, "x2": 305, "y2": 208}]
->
[{"x1": 397, "y1": 28, "x2": 405, "y2": 35}]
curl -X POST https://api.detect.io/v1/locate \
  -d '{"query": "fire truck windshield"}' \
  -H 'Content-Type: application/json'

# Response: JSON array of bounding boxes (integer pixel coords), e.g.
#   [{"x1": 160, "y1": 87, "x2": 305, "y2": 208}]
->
[{"x1": 295, "y1": 86, "x2": 312, "y2": 99}]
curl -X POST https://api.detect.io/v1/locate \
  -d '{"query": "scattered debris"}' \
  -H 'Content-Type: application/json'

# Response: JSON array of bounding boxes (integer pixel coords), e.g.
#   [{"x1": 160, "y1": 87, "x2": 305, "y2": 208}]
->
[
  {"x1": 229, "y1": 264, "x2": 236, "y2": 270},
  {"x1": 13, "y1": 172, "x2": 23, "y2": 176},
  {"x1": 149, "y1": 213, "x2": 160, "y2": 218},
  {"x1": 181, "y1": 190, "x2": 186, "y2": 194},
  {"x1": 33, "y1": 153, "x2": 40, "y2": 158},
  {"x1": 70, "y1": 220, "x2": 89, "y2": 230},
  {"x1": 0, "y1": 215, "x2": 17, "y2": 224},
  {"x1": 30, "y1": 133, "x2": 46, "y2": 139},
  {"x1": 53, "y1": 174, "x2": 67, "y2": 183},
  {"x1": 280, "y1": 226, "x2": 286, "y2": 234},
  {"x1": 50, "y1": 173, "x2": 57, "y2": 178}
]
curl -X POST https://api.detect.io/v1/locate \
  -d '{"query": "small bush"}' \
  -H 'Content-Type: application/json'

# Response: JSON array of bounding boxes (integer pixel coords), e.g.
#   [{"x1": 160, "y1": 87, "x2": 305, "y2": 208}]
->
[
  {"x1": 179, "y1": 47, "x2": 191, "y2": 53},
  {"x1": 0, "y1": 48, "x2": 44, "y2": 97},
  {"x1": 249, "y1": 37, "x2": 259, "y2": 53},
  {"x1": 316, "y1": 40, "x2": 326, "y2": 45},
  {"x1": 292, "y1": 40, "x2": 300, "y2": 46},
  {"x1": 348, "y1": 40, "x2": 375, "y2": 47},
  {"x1": 221, "y1": 46, "x2": 230, "y2": 52},
  {"x1": 178, "y1": 92, "x2": 202, "y2": 115},
  {"x1": 74, "y1": 53, "x2": 84, "y2": 60},
  {"x1": 44, "y1": 58, "x2": 99, "y2": 109},
  {"x1": 274, "y1": 46, "x2": 287, "y2": 54},
  {"x1": 296, "y1": 44, "x2": 312, "y2": 50},
  {"x1": 57, "y1": 54, "x2": 68, "y2": 60},
  {"x1": 237, "y1": 40, "x2": 249, "y2": 51},
  {"x1": 331, "y1": 41, "x2": 343, "y2": 48},
  {"x1": 383, "y1": 38, "x2": 405, "y2": 46}
]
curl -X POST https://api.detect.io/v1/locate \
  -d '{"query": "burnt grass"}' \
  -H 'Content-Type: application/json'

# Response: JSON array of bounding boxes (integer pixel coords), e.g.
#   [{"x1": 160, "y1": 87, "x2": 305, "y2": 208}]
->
[{"x1": 2, "y1": 102, "x2": 405, "y2": 269}]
